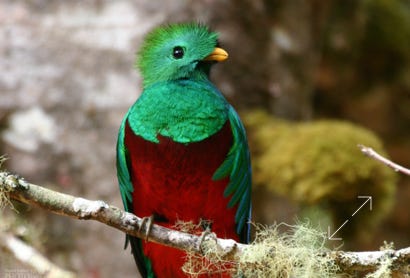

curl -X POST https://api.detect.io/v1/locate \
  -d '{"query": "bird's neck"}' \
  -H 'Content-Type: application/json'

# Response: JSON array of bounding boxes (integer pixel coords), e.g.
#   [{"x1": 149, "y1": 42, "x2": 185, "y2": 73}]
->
[
  {"x1": 179, "y1": 62, "x2": 213, "y2": 83},
  {"x1": 142, "y1": 62, "x2": 213, "y2": 87}
]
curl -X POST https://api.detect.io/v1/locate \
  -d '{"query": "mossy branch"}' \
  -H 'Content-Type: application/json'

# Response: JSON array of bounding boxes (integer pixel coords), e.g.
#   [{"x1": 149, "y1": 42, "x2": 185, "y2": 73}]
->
[{"x1": 1, "y1": 170, "x2": 410, "y2": 277}]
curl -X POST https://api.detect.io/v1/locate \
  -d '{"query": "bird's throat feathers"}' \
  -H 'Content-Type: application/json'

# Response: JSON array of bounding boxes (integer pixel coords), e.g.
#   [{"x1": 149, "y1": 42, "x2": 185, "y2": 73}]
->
[{"x1": 127, "y1": 79, "x2": 229, "y2": 144}]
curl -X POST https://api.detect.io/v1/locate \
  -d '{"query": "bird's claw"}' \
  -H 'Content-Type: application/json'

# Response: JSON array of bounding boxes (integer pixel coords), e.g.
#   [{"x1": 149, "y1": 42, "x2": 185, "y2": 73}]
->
[
  {"x1": 198, "y1": 228, "x2": 217, "y2": 254},
  {"x1": 139, "y1": 215, "x2": 154, "y2": 241}
]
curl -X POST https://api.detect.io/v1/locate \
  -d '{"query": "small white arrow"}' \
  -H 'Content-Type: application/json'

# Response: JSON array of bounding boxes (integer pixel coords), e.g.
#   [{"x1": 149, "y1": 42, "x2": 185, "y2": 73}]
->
[
  {"x1": 352, "y1": 196, "x2": 372, "y2": 216},
  {"x1": 328, "y1": 220, "x2": 348, "y2": 240},
  {"x1": 328, "y1": 196, "x2": 372, "y2": 241}
]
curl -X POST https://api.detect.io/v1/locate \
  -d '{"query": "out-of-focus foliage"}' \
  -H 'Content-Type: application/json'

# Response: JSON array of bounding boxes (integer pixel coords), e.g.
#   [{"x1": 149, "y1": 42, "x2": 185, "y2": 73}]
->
[
  {"x1": 361, "y1": 0, "x2": 410, "y2": 83},
  {"x1": 244, "y1": 110, "x2": 397, "y2": 241},
  {"x1": 315, "y1": 0, "x2": 410, "y2": 140}
]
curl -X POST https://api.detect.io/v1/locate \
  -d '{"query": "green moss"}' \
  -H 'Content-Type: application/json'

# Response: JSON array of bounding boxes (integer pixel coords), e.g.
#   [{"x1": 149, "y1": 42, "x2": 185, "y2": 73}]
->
[
  {"x1": 182, "y1": 222, "x2": 339, "y2": 277},
  {"x1": 238, "y1": 222, "x2": 339, "y2": 277},
  {"x1": 244, "y1": 110, "x2": 397, "y2": 239}
]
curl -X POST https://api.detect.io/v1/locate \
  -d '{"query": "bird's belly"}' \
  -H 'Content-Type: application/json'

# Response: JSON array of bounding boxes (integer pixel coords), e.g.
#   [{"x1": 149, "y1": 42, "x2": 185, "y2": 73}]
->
[
  {"x1": 125, "y1": 120, "x2": 238, "y2": 277},
  {"x1": 124, "y1": 120, "x2": 237, "y2": 236}
]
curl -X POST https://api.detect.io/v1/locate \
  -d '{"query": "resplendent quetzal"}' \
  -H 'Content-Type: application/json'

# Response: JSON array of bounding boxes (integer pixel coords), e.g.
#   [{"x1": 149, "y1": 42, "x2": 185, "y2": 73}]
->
[{"x1": 116, "y1": 23, "x2": 252, "y2": 277}]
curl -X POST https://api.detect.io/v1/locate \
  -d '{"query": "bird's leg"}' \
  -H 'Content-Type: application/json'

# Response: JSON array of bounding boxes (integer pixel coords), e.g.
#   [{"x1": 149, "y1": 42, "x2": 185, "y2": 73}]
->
[
  {"x1": 197, "y1": 219, "x2": 216, "y2": 254},
  {"x1": 199, "y1": 218, "x2": 213, "y2": 232},
  {"x1": 139, "y1": 215, "x2": 154, "y2": 241}
]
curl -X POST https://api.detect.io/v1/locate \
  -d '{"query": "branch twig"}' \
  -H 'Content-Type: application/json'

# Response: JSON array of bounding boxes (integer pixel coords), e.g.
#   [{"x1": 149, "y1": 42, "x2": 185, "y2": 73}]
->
[
  {"x1": 1, "y1": 170, "x2": 410, "y2": 276},
  {"x1": 358, "y1": 144, "x2": 410, "y2": 176},
  {"x1": 0, "y1": 232, "x2": 77, "y2": 278}
]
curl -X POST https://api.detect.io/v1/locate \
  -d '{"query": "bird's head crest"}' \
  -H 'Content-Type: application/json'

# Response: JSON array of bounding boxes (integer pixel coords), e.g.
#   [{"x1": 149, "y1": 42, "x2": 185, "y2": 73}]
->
[{"x1": 136, "y1": 23, "x2": 227, "y2": 87}]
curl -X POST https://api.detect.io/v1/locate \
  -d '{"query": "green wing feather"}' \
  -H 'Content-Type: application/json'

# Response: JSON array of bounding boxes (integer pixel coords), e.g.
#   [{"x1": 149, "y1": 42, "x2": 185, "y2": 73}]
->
[
  {"x1": 117, "y1": 113, "x2": 133, "y2": 212},
  {"x1": 116, "y1": 111, "x2": 154, "y2": 278},
  {"x1": 213, "y1": 106, "x2": 252, "y2": 243}
]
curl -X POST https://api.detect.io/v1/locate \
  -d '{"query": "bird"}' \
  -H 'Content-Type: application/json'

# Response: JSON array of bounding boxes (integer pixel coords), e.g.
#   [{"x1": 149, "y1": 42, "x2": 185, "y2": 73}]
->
[{"x1": 116, "y1": 22, "x2": 252, "y2": 277}]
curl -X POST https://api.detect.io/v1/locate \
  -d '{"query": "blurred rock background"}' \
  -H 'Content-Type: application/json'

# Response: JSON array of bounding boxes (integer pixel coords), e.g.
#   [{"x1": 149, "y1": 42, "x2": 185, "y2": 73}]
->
[{"x1": 0, "y1": 0, "x2": 409, "y2": 277}]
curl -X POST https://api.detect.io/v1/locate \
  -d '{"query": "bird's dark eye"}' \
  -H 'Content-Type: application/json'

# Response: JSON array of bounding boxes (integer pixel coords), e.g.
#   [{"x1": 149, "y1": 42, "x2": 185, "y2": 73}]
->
[{"x1": 172, "y1": 46, "x2": 184, "y2": 59}]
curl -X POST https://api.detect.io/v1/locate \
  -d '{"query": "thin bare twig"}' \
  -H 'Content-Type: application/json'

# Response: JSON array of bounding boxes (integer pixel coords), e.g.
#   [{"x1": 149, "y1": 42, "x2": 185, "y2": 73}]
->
[{"x1": 358, "y1": 144, "x2": 410, "y2": 176}]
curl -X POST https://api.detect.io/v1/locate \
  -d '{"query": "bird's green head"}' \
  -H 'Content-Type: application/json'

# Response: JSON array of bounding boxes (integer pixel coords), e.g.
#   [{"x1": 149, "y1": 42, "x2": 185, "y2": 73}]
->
[{"x1": 136, "y1": 23, "x2": 228, "y2": 87}]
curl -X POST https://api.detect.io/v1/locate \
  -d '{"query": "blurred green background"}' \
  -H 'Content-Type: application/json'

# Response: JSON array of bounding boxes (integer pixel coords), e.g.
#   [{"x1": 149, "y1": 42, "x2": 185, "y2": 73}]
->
[{"x1": 0, "y1": 0, "x2": 409, "y2": 277}]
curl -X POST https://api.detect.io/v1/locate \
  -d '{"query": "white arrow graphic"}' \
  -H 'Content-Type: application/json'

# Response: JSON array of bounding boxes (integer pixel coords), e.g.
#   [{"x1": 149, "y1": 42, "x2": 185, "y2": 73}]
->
[
  {"x1": 328, "y1": 196, "x2": 372, "y2": 241},
  {"x1": 352, "y1": 196, "x2": 372, "y2": 216}
]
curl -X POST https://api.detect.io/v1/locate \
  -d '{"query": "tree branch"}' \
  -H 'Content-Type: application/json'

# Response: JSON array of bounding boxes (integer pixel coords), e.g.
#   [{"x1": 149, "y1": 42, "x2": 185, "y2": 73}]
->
[
  {"x1": 1, "y1": 170, "x2": 410, "y2": 276},
  {"x1": 358, "y1": 144, "x2": 410, "y2": 176},
  {"x1": 0, "y1": 231, "x2": 77, "y2": 278},
  {"x1": 328, "y1": 247, "x2": 410, "y2": 275},
  {"x1": 0, "y1": 171, "x2": 244, "y2": 261}
]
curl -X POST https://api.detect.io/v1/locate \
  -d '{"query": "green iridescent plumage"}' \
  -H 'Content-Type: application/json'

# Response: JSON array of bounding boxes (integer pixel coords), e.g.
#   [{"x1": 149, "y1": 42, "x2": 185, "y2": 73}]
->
[
  {"x1": 137, "y1": 23, "x2": 218, "y2": 87},
  {"x1": 127, "y1": 80, "x2": 228, "y2": 143}
]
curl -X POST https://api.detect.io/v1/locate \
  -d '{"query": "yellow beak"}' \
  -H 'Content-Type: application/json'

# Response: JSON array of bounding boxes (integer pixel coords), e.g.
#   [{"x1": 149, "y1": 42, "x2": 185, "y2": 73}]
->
[{"x1": 203, "y1": 47, "x2": 229, "y2": 62}]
